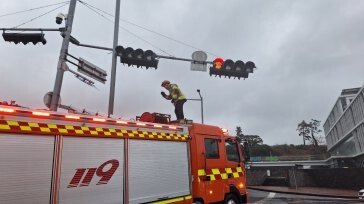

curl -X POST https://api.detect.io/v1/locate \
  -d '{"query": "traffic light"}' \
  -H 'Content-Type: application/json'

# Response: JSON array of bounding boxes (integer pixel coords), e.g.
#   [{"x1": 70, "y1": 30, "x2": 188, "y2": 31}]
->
[
  {"x1": 2, "y1": 32, "x2": 47, "y2": 45},
  {"x1": 209, "y1": 58, "x2": 256, "y2": 79},
  {"x1": 115, "y1": 46, "x2": 158, "y2": 69}
]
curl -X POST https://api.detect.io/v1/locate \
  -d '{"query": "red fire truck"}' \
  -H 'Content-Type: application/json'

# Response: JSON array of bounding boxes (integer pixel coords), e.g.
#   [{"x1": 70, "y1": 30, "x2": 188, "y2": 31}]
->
[{"x1": 0, "y1": 104, "x2": 248, "y2": 204}]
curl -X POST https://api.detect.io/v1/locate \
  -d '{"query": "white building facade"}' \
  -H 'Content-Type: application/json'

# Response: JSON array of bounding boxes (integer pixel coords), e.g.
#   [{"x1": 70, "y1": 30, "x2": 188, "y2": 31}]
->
[{"x1": 323, "y1": 87, "x2": 364, "y2": 168}]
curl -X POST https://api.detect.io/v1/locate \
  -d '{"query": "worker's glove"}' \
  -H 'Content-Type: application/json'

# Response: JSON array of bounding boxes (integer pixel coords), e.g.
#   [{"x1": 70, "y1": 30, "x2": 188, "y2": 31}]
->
[{"x1": 161, "y1": 91, "x2": 167, "y2": 98}]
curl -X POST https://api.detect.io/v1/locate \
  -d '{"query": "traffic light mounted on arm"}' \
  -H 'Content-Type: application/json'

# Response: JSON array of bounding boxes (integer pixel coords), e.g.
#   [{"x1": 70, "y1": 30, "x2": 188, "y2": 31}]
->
[
  {"x1": 2, "y1": 32, "x2": 47, "y2": 45},
  {"x1": 115, "y1": 46, "x2": 159, "y2": 69},
  {"x1": 210, "y1": 57, "x2": 256, "y2": 79}
]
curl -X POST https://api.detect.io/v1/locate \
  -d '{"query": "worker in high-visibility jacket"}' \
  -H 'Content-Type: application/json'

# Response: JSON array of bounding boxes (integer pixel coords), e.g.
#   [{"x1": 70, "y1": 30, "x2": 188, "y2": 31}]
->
[{"x1": 161, "y1": 80, "x2": 187, "y2": 120}]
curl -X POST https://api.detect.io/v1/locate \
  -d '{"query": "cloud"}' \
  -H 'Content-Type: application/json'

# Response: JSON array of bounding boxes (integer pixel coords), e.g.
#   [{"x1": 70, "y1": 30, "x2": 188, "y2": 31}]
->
[{"x1": 1, "y1": 0, "x2": 363, "y2": 145}]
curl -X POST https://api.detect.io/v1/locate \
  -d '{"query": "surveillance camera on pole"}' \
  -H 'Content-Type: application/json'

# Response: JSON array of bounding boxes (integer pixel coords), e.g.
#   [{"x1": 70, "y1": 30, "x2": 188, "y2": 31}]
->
[{"x1": 56, "y1": 13, "x2": 67, "y2": 25}]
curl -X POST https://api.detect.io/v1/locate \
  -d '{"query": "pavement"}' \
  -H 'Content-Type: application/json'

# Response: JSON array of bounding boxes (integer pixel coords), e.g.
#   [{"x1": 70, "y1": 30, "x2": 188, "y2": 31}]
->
[{"x1": 248, "y1": 186, "x2": 359, "y2": 199}]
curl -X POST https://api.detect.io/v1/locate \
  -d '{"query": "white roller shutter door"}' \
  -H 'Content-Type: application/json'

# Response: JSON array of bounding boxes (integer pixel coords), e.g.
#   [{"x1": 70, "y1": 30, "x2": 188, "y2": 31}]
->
[
  {"x1": 0, "y1": 134, "x2": 54, "y2": 204},
  {"x1": 129, "y1": 140, "x2": 190, "y2": 204},
  {"x1": 58, "y1": 137, "x2": 124, "y2": 204}
]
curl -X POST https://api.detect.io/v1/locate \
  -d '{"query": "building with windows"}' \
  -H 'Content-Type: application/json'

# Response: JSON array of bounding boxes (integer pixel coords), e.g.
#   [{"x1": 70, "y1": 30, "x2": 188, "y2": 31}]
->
[{"x1": 323, "y1": 86, "x2": 364, "y2": 167}]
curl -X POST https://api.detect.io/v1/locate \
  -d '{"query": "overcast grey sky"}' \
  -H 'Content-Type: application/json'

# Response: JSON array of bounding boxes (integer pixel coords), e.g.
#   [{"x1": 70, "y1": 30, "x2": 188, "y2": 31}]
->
[{"x1": 1, "y1": 0, "x2": 363, "y2": 145}]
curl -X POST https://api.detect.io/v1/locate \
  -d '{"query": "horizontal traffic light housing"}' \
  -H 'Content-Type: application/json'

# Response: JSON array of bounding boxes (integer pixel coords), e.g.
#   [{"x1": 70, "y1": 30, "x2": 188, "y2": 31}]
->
[
  {"x1": 210, "y1": 58, "x2": 256, "y2": 79},
  {"x1": 116, "y1": 46, "x2": 158, "y2": 69},
  {"x1": 2, "y1": 32, "x2": 47, "y2": 45}
]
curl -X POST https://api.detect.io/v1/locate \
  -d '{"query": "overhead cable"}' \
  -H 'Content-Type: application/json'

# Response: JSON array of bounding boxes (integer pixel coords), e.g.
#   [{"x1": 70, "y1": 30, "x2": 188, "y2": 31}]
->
[
  {"x1": 79, "y1": 0, "x2": 219, "y2": 57},
  {"x1": 0, "y1": 1, "x2": 70, "y2": 18},
  {"x1": 79, "y1": 1, "x2": 174, "y2": 57},
  {"x1": 13, "y1": 3, "x2": 69, "y2": 28}
]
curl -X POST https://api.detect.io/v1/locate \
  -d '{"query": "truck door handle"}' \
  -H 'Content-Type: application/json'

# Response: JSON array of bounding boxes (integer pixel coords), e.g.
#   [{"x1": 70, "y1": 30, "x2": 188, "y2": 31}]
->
[{"x1": 202, "y1": 175, "x2": 211, "y2": 181}]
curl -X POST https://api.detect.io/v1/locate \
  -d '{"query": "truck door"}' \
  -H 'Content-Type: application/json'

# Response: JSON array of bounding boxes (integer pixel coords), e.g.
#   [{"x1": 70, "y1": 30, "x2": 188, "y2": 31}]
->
[
  {"x1": 225, "y1": 139, "x2": 245, "y2": 190},
  {"x1": 202, "y1": 137, "x2": 227, "y2": 202}
]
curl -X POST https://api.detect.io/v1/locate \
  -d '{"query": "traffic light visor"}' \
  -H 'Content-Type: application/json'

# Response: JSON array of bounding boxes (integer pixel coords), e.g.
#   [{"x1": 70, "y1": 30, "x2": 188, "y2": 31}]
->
[
  {"x1": 245, "y1": 61, "x2": 256, "y2": 73},
  {"x1": 115, "y1": 45, "x2": 124, "y2": 54}
]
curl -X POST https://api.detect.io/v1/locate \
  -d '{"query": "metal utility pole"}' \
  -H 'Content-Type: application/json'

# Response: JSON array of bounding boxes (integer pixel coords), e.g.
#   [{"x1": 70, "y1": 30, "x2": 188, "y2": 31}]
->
[
  {"x1": 108, "y1": 0, "x2": 121, "y2": 117},
  {"x1": 50, "y1": 0, "x2": 77, "y2": 111}
]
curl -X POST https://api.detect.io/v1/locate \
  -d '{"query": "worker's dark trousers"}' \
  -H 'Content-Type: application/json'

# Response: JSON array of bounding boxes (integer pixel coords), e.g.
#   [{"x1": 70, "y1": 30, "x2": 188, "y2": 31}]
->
[{"x1": 174, "y1": 99, "x2": 186, "y2": 120}]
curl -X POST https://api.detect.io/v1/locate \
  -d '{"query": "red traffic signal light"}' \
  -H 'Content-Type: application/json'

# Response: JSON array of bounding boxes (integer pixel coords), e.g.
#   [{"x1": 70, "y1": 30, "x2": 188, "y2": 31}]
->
[
  {"x1": 2, "y1": 32, "x2": 47, "y2": 45},
  {"x1": 116, "y1": 46, "x2": 158, "y2": 69},
  {"x1": 210, "y1": 59, "x2": 256, "y2": 79},
  {"x1": 213, "y1": 57, "x2": 224, "y2": 69}
]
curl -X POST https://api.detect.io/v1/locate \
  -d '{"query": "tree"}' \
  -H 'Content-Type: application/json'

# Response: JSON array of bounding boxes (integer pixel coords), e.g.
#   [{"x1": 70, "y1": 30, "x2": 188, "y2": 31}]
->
[
  {"x1": 308, "y1": 119, "x2": 324, "y2": 146},
  {"x1": 243, "y1": 135, "x2": 263, "y2": 147},
  {"x1": 235, "y1": 126, "x2": 263, "y2": 147},
  {"x1": 250, "y1": 144, "x2": 272, "y2": 156},
  {"x1": 297, "y1": 119, "x2": 324, "y2": 146},
  {"x1": 235, "y1": 126, "x2": 243, "y2": 142},
  {"x1": 236, "y1": 126, "x2": 243, "y2": 138},
  {"x1": 297, "y1": 120, "x2": 311, "y2": 145}
]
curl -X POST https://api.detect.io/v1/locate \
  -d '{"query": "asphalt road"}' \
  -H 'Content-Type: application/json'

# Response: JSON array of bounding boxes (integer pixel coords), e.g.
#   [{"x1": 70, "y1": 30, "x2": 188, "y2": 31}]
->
[{"x1": 248, "y1": 189, "x2": 362, "y2": 204}]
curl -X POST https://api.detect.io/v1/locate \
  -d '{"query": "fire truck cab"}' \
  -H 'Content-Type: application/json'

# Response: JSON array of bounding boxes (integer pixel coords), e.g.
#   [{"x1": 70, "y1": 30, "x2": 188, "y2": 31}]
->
[
  {"x1": 0, "y1": 105, "x2": 248, "y2": 204},
  {"x1": 189, "y1": 123, "x2": 248, "y2": 203}
]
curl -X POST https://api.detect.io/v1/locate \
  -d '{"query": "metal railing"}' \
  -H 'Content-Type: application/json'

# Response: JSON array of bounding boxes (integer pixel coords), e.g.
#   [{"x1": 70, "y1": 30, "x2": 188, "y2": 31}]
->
[{"x1": 250, "y1": 155, "x2": 328, "y2": 162}]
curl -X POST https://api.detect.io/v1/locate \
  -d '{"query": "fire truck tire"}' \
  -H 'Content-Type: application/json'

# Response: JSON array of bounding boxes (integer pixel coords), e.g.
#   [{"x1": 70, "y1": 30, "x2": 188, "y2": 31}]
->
[
  {"x1": 224, "y1": 194, "x2": 239, "y2": 204},
  {"x1": 241, "y1": 194, "x2": 247, "y2": 203}
]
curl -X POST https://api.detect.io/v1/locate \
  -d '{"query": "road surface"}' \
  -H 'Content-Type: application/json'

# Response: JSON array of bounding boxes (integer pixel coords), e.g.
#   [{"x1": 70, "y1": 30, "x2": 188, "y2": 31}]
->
[{"x1": 248, "y1": 189, "x2": 361, "y2": 203}]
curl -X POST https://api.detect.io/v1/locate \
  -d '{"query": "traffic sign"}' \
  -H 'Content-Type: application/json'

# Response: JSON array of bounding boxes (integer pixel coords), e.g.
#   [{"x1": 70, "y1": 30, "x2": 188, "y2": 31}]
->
[
  {"x1": 191, "y1": 51, "x2": 207, "y2": 72},
  {"x1": 78, "y1": 58, "x2": 107, "y2": 84}
]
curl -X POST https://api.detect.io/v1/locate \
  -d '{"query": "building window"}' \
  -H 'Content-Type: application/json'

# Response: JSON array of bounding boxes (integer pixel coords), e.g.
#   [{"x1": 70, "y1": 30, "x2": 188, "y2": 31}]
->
[
  {"x1": 340, "y1": 97, "x2": 347, "y2": 111},
  {"x1": 329, "y1": 133, "x2": 358, "y2": 157},
  {"x1": 225, "y1": 140, "x2": 240, "y2": 162},
  {"x1": 204, "y1": 138, "x2": 219, "y2": 159}
]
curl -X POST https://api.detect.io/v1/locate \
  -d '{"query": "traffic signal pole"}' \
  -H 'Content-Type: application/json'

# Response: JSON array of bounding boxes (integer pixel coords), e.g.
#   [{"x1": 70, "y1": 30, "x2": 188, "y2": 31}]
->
[
  {"x1": 50, "y1": 0, "x2": 77, "y2": 111},
  {"x1": 108, "y1": 0, "x2": 121, "y2": 116}
]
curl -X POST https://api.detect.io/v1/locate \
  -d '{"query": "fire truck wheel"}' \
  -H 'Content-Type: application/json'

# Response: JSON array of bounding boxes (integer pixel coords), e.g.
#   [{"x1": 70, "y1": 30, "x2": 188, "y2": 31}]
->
[{"x1": 224, "y1": 194, "x2": 239, "y2": 204}]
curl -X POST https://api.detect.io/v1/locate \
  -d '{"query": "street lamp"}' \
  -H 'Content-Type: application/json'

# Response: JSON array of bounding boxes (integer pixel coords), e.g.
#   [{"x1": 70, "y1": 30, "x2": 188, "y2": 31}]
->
[
  {"x1": 187, "y1": 89, "x2": 204, "y2": 124},
  {"x1": 197, "y1": 89, "x2": 204, "y2": 124}
]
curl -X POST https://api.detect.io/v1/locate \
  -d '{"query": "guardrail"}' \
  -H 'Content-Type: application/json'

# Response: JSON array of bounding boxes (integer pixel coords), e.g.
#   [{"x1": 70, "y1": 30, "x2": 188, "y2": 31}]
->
[{"x1": 250, "y1": 155, "x2": 327, "y2": 162}]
